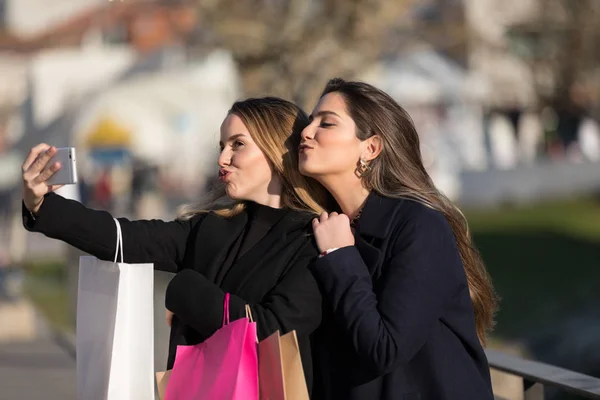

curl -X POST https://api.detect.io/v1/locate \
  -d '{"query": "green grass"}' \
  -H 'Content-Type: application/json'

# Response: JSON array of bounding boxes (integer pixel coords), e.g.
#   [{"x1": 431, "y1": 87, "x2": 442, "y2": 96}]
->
[
  {"x1": 465, "y1": 196, "x2": 600, "y2": 339},
  {"x1": 21, "y1": 197, "x2": 600, "y2": 346},
  {"x1": 465, "y1": 196, "x2": 600, "y2": 241},
  {"x1": 21, "y1": 260, "x2": 73, "y2": 332}
]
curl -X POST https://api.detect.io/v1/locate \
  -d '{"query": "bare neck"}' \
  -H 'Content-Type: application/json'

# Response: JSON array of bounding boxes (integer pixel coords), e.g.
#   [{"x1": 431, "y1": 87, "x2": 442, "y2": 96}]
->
[
  {"x1": 318, "y1": 173, "x2": 370, "y2": 219},
  {"x1": 249, "y1": 179, "x2": 283, "y2": 209}
]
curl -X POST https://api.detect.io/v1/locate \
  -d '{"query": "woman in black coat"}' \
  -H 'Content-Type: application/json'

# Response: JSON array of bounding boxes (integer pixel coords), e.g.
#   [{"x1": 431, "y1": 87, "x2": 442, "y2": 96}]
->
[
  {"x1": 298, "y1": 79, "x2": 499, "y2": 400},
  {"x1": 21, "y1": 97, "x2": 330, "y2": 392}
]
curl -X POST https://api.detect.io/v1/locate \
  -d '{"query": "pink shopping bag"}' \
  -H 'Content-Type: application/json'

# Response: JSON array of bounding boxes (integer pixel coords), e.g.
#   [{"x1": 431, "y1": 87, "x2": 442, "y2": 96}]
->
[{"x1": 165, "y1": 293, "x2": 258, "y2": 400}]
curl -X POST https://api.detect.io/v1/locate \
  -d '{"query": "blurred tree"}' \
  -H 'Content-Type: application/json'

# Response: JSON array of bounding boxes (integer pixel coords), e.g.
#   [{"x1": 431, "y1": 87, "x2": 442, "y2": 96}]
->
[
  {"x1": 507, "y1": 0, "x2": 600, "y2": 116},
  {"x1": 173, "y1": 0, "x2": 418, "y2": 108},
  {"x1": 410, "y1": 0, "x2": 469, "y2": 67}
]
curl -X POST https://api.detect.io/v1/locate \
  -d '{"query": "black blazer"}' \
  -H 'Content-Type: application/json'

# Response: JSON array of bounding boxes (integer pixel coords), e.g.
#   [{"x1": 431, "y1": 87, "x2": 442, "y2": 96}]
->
[
  {"x1": 310, "y1": 193, "x2": 494, "y2": 400},
  {"x1": 23, "y1": 193, "x2": 322, "y2": 391}
]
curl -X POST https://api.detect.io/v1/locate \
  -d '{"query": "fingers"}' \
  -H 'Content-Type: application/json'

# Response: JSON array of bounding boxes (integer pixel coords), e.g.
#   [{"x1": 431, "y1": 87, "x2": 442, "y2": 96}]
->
[
  {"x1": 31, "y1": 161, "x2": 61, "y2": 186},
  {"x1": 22, "y1": 144, "x2": 52, "y2": 174},
  {"x1": 313, "y1": 211, "x2": 351, "y2": 229},
  {"x1": 23, "y1": 146, "x2": 57, "y2": 186},
  {"x1": 313, "y1": 212, "x2": 328, "y2": 229},
  {"x1": 319, "y1": 212, "x2": 329, "y2": 223},
  {"x1": 314, "y1": 211, "x2": 348, "y2": 228},
  {"x1": 30, "y1": 146, "x2": 57, "y2": 176}
]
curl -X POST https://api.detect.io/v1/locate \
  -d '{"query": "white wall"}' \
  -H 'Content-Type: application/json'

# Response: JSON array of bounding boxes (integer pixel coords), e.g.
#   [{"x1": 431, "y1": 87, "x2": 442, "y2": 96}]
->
[
  {"x1": 4, "y1": 0, "x2": 105, "y2": 38},
  {"x1": 0, "y1": 54, "x2": 28, "y2": 107},
  {"x1": 69, "y1": 50, "x2": 241, "y2": 191},
  {"x1": 363, "y1": 51, "x2": 491, "y2": 199},
  {"x1": 29, "y1": 46, "x2": 136, "y2": 128}
]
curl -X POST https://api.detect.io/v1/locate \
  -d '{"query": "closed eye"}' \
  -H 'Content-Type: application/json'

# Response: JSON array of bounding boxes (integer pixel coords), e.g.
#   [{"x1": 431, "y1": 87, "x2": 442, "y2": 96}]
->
[{"x1": 319, "y1": 122, "x2": 335, "y2": 128}]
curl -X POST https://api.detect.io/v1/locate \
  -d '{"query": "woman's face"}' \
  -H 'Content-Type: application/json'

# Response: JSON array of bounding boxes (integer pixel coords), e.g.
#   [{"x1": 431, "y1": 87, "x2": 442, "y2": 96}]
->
[
  {"x1": 218, "y1": 114, "x2": 280, "y2": 204},
  {"x1": 298, "y1": 92, "x2": 364, "y2": 179}
]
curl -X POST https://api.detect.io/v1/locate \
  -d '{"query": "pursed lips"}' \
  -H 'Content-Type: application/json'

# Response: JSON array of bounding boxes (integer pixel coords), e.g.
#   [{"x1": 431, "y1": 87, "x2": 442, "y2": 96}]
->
[
  {"x1": 298, "y1": 143, "x2": 313, "y2": 153},
  {"x1": 218, "y1": 169, "x2": 231, "y2": 182}
]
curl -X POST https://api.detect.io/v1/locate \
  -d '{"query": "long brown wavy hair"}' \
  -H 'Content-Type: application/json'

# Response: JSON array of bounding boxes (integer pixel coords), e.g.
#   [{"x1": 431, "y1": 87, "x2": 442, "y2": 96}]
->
[
  {"x1": 178, "y1": 97, "x2": 330, "y2": 219},
  {"x1": 320, "y1": 78, "x2": 498, "y2": 345}
]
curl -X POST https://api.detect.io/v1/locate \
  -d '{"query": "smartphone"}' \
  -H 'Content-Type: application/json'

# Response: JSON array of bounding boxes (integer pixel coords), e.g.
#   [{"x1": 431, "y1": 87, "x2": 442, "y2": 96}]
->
[{"x1": 47, "y1": 147, "x2": 78, "y2": 185}]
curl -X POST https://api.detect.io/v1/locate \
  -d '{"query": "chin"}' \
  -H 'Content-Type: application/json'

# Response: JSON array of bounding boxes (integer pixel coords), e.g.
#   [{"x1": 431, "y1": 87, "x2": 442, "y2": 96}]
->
[
  {"x1": 298, "y1": 163, "x2": 316, "y2": 178},
  {"x1": 225, "y1": 187, "x2": 240, "y2": 200}
]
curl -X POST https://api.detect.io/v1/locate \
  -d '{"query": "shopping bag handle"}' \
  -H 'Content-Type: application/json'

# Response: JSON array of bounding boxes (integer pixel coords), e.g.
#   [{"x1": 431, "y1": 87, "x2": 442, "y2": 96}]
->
[
  {"x1": 245, "y1": 304, "x2": 254, "y2": 322},
  {"x1": 222, "y1": 293, "x2": 230, "y2": 326},
  {"x1": 245, "y1": 304, "x2": 258, "y2": 343},
  {"x1": 222, "y1": 294, "x2": 258, "y2": 341},
  {"x1": 113, "y1": 218, "x2": 124, "y2": 263},
  {"x1": 222, "y1": 294, "x2": 256, "y2": 324}
]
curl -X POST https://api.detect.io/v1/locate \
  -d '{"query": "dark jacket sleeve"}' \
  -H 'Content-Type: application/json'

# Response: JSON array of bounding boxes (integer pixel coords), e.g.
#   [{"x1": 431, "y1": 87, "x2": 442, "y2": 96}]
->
[
  {"x1": 165, "y1": 241, "x2": 322, "y2": 340},
  {"x1": 311, "y1": 207, "x2": 466, "y2": 376},
  {"x1": 22, "y1": 192, "x2": 200, "y2": 272}
]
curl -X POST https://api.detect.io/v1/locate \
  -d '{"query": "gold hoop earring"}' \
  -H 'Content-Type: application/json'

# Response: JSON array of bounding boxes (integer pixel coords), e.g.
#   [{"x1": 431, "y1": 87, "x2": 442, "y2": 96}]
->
[{"x1": 356, "y1": 159, "x2": 372, "y2": 178}]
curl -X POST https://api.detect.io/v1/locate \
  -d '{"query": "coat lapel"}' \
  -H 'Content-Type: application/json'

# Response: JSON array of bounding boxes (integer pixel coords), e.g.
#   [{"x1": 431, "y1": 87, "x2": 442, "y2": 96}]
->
[
  {"x1": 192, "y1": 211, "x2": 247, "y2": 281},
  {"x1": 354, "y1": 236, "x2": 382, "y2": 278},
  {"x1": 222, "y1": 211, "x2": 312, "y2": 291},
  {"x1": 353, "y1": 192, "x2": 405, "y2": 279},
  {"x1": 190, "y1": 208, "x2": 313, "y2": 286}
]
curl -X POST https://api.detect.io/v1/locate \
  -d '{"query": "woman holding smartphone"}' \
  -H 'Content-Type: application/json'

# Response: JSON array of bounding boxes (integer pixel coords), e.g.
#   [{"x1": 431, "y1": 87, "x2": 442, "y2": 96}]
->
[{"x1": 22, "y1": 96, "x2": 330, "y2": 393}]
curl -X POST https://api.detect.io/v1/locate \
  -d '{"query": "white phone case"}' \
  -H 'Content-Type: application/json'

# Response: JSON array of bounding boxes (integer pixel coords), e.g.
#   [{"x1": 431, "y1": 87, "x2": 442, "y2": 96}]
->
[{"x1": 47, "y1": 147, "x2": 78, "y2": 185}]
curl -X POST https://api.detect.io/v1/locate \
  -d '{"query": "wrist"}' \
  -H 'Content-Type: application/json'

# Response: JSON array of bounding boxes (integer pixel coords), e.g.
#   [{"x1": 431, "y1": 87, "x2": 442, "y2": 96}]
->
[
  {"x1": 318, "y1": 247, "x2": 340, "y2": 258},
  {"x1": 25, "y1": 198, "x2": 43, "y2": 217}
]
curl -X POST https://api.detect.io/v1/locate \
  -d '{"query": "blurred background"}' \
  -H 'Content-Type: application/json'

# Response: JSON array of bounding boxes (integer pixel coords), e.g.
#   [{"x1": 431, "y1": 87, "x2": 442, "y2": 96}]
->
[{"x1": 0, "y1": 0, "x2": 599, "y2": 399}]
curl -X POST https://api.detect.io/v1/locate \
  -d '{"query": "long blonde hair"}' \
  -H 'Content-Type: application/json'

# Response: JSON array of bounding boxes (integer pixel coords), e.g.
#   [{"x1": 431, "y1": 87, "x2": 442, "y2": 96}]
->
[
  {"x1": 178, "y1": 97, "x2": 330, "y2": 220},
  {"x1": 321, "y1": 78, "x2": 498, "y2": 345}
]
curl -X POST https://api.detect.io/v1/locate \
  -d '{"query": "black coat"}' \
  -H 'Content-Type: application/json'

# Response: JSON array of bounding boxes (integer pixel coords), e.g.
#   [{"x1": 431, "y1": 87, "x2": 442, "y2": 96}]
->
[
  {"x1": 310, "y1": 193, "x2": 494, "y2": 400},
  {"x1": 23, "y1": 193, "x2": 322, "y2": 391}
]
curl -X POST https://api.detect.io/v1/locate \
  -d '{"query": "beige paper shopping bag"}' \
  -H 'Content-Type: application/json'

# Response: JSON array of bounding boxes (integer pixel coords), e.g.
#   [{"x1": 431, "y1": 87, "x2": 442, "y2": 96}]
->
[
  {"x1": 258, "y1": 330, "x2": 309, "y2": 400},
  {"x1": 155, "y1": 370, "x2": 172, "y2": 400}
]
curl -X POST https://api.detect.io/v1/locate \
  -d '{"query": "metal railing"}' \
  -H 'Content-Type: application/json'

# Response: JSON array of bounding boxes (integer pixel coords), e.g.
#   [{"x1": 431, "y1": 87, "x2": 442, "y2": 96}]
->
[{"x1": 486, "y1": 349, "x2": 600, "y2": 399}]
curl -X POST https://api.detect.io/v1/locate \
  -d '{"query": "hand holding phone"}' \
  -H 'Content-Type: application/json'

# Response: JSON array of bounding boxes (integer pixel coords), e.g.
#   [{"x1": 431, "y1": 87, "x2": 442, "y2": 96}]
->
[
  {"x1": 22, "y1": 144, "x2": 79, "y2": 214},
  {"x1": 47, "y1": 147, "x2": 78, "y2": 186}
]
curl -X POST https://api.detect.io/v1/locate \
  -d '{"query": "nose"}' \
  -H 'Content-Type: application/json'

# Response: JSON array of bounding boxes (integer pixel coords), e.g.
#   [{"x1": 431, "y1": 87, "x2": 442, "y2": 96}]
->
[
  {"x1": 218, "y1": 148, "x2": 231, "y2": 168},
  {"x1": 301, "y1": 124, "x2": 315, "y2": 141}
]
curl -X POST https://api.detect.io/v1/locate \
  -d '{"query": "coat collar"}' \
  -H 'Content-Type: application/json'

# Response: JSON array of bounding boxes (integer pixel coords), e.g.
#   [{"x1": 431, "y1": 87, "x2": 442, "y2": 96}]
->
[
  {"x1": 350, "y1": 192, "x2": 405, "y2": 280},
  {"x1": 192, "y1": 207, "x2": 314, "y2": 282},
  {"x1": 353, "y1": 191, "x2": 404, "y2": 239}
]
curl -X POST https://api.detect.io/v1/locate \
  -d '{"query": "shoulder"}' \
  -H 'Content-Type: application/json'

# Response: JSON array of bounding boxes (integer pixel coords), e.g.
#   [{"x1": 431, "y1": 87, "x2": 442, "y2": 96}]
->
[
  {"x1": 388, "y1": 199, "x2": 455, "y2": 247},
  {"x1": 285, "y1": 210, "x2": 320, "y2": 254},
  {"x1": 382, "y1": 199, "x2": 464, "y2": 283},
  {"x1": 369, "y1": 195, "x2": 450, "y2": 233},
  {"x1": 397, "y1": 199, "x2": 450, "y2": 228},
  {"x1": 284, "y1": 209, "x2": 318, "y2": 233},
  {"x1": 289, "y1": 209, "x2": 317, "y2": 223},
  {"x1": 176, "y1": 210, "x2": 213, "y2": 229}
]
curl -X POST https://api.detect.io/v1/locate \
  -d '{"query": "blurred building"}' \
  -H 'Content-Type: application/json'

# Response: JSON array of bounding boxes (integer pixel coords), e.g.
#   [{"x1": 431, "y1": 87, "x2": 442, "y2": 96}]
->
[
  {"x1": 464, "y1": 0, "x2": 539, "y2": 109},
  {"x1": 465, "y1": 0, "x2": 600, "y2": 166},
  {"x1": 1, "y1": 0, "x2": 105, "y2": 39},
  {"x1": 364, "y1": 49, "x2": 489, "y2": 199},
  {"x1": 2, "y1": 1, "x2": 239, "y2": 219}
]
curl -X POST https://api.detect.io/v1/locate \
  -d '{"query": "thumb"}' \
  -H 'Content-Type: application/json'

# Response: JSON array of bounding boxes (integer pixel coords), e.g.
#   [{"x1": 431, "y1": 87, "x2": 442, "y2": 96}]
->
[{"x1": 49, "y1": 184, "x2": 64, "y2": 192}]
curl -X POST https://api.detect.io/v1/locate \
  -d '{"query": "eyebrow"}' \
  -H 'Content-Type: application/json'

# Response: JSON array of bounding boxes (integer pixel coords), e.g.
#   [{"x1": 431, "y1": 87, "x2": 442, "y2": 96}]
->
[
  {"x1": 310, "y1": 110, "x2": 341, "y2": 119},
  {"x1": 219, "y1": 133, "x2": 246, "y2": 146}
]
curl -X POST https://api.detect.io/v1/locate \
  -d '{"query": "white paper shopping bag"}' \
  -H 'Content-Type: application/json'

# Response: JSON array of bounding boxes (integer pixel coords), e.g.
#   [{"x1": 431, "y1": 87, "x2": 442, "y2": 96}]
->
[{"x1": 76, "y1": 218, "x2": 155, "y2": 400}]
